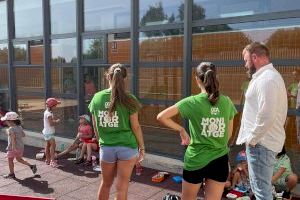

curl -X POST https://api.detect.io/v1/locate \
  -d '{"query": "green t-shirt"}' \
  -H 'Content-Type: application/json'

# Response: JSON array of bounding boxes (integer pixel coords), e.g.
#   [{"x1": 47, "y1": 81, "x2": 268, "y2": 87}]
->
[
  {"x1": 88, "y1": 89, "x2": 138, "y2": 148},
  {"x1": 288, "y1": 82, "x2": 298, "y2": 108},
  {"x1": 176, "y1": 93, "x2": 237, "y2": 171},
  {"x1": 273, "y1": 154, "x2": 292, "y2": 186}
]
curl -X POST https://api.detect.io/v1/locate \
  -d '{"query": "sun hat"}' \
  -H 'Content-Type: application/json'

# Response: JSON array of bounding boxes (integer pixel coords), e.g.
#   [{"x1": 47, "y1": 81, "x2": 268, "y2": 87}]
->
[
  {"x1": 79, "y1": 114, "x2": 90, "y2": 122},
  {"x1": 1, "y1": 112, "x2": 20, "y2": 121},
  {"x1": 46, "y1": 98, "x2": 61, "y2": 108},
  {"x1": 236, "y1": 150, "x2": 247, "y2": 162}
]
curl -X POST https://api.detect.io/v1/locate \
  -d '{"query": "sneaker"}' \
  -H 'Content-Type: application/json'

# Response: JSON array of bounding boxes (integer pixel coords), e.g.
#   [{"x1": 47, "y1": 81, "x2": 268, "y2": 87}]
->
[
  {"x1": 3, "y1": 173, "x2": 15, "y2": 179},
  {"x1": 282, "y1": 190, "x2": 290, "y2": 199},
  {"x1": 75, "y1": 158, "x2": 84, "y2": 164},
  {"x1": 50, "y1": 160, "x2": 58, "y2": 168},
  {"x1": 30, "y1": 165, "x2": 37, "y2": 174}
]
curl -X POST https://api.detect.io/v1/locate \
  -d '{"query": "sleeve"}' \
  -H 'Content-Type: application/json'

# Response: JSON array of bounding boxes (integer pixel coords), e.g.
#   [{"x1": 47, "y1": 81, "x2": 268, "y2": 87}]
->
[
  {"x1": 129, "y1": 94, "x2": 140, "y2": 115},
  {"x1": 175, "y1": 97, "x2": 192, "y2": 119},
  {"x1": 8, "y1": 127, "x2": 15, "y2": 136},
  {"x1": 227, "y1": 97, "x2": 238, "y2": 120},
  {"x1": 247, "y1": 78, "x2": 279, "y2": 145},
  {"x1": 88, "y1": 96, "x2": 97, "y2": 115}
]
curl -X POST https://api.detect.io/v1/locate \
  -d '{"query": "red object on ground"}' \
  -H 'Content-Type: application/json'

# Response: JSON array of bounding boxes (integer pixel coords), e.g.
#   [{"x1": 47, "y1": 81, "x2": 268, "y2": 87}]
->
[{"x1": 0, "y1": 194, "x2": 54, "y2": 200}]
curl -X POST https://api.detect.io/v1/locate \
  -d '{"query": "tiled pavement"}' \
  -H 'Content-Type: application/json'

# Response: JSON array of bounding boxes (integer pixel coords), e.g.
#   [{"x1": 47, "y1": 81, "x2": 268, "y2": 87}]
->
[{"x1": 0, "y1": 140, "x2": 198, "y2": 200}]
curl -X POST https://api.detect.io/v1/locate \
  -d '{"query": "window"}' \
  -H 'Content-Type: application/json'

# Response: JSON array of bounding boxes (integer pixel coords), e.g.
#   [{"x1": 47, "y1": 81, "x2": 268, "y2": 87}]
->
[
  {"x1": 0, "y1": 44, "x2": 8, "y2": 64},
  {"x1": 0, "y1": 1, "x2": 7, "y2": 40},
  {"x1": 84, "y1": 0, "x2": 131, "y2": 31},
  {"x1": 51, "y1": 67, "x2": 77, "y2": 94},
  {"x1": 139, "y1": 29, "x2": 183, "y2": 62},
  {"x1": 50, "y1": 0, "x2": 76, "y2": 34},
  {"x1": 82, "y1": 37, "x2": 105, "y2": 61},
  {"x1": 17, "y1": 96, "x2": 45, "y2": 132},
  {"x1": 14, "y1": 43, "x2": 28, "y2": 62},
  {"x1": 14, "y1": 0, "x2": 43, "y2": 38},
  {"x1": 29, "y1": 40, "x2": 44, "y2": 65},
  {"x1": 51, "y1": 38, "x2": 77, "y2": 64},
  {"x1": 193, "y1": 0, "x2": 300, "y2": 21},
  {"x1": 15, "y1": 67, "x2": 44, "y2": 93},
  {"x1": 0, "y1": 67, "x2": 8, "y2": 110},
  {"x1": 140, "y1": 0, "x2": 183, "y2": 26}
]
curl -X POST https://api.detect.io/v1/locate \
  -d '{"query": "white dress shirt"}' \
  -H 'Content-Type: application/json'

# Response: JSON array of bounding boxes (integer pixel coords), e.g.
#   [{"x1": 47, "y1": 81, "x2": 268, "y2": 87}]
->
[{"x1": 236, "y1": 63, "x2": 287, "y2": 153}]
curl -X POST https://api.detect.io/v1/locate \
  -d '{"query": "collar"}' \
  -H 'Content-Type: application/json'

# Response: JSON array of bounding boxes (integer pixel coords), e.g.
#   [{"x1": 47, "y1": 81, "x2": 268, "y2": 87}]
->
[{"x1": 252, "y1": 63, "x2": 274, "y2": 79}]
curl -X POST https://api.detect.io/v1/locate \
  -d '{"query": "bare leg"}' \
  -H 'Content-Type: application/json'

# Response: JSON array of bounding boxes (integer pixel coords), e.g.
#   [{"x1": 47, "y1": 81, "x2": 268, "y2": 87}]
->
[
  {"x1": 16, "y1": 156, "x2": 31, "y2": 166},
  {"x1": 231, "y1": 171, "x2": 241, "y2": 189},
  {"x1": 86, "y1": 143, "x2": 97, "y2": 161},
  {"x1": 182, "y1": 180, "x2": 201, "y2": 200},
  {"x1": 49, "y1": 138, "x2": 56, "y2": 161},
  {"x1": 286, "y1": 173, "x2": 298, "y2": 191},
  {"x1": 204, "y1": 179, "x2": 225, "y2": 200},
  {"x1": 115, "y1": 157, "x2": 138, "y2": 200},
  {"x1": 45, "y1": 141, "x2": 51, "y2": 163},
  {"x1": 56, "y1": 142, "x2": 79, "y2": 159},
  {"x1": 8, "y1": 157, "x2": 14, "y2": 174},
  {"x1": 98, "y1": 161, "x2": 117, "y2": 200},
  {"x1": 79, "y1": 143, "x2": 87, "y2": 159}
]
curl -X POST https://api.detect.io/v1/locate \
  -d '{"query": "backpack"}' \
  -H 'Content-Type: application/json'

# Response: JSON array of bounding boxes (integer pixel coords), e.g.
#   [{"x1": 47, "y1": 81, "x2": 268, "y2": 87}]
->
[{"x1": 163, "y1": 193, "x2": 181, "y2": 200}]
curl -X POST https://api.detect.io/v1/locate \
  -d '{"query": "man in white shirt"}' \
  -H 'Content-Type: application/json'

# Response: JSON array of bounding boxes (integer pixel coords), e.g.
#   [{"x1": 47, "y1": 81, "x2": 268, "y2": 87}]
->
[{"x1": 236, "y1": 42, "x2": 287, "y2": 200}]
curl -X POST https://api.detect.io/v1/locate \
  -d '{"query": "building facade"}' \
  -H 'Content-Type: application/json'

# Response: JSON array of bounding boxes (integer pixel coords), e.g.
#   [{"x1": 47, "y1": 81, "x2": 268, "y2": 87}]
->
[{"x1": 0, "y1": 0, "x2": 300, "y2": 173}]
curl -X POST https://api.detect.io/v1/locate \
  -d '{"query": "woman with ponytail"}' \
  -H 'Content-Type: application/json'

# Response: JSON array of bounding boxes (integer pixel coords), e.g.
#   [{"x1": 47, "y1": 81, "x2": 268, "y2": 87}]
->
[
  {"x1": 89, "y1": 63, "x2": 145, "y2": 200},
  {"x1": 157, "y1": 62, "x2": 237, "y2": 200}
]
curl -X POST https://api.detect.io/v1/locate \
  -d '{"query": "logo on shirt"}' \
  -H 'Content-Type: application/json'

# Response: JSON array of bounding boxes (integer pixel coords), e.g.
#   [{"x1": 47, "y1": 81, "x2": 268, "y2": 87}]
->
[
  {"x1": 211, "y1": 107, "x2": 220, "y2": 115},
  {"x1": 98, "y1": 110, "x2": 119, "y2": 128},
  {"x1": 105, "y1": 102, "x2": 110, "y2": 109},
  {"x1": 201, "y1": 117, "x2": 225, "y2": 138}
]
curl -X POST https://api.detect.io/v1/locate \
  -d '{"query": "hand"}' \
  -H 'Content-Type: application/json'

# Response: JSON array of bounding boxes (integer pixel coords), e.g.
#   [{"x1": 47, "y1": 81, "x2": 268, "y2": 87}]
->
[
  {"x1": 55, "y1": 118, "x2": 60, "y2": 123},
  {"x1": 137, "y1": 148, "x2": 145, "y2": 162},
  {"x1": 92, "y1": 138, "x2": 97, "y2": 142},
  {"x1": 179, "y1": 129, "x2": 190, "y2": 145}
]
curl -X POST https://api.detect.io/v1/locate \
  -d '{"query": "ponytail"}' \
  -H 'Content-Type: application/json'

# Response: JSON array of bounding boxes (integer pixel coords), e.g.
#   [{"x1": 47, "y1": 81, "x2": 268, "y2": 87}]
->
[
  {"x1": 107, "y1": 63, "x2": 140, "y2": 114},
  {"x1": 196, "y1": 62, "x2": 220, "y2": 105}
]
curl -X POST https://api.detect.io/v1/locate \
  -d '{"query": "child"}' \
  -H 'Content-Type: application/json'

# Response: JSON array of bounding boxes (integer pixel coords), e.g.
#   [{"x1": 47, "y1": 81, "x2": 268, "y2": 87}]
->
[
  {"x1": 76, "y1": 137, "x2": 99, "y2": 166},
  {"x1": 272, "y1": 146, "x2": 298, "y2": 200},
  {"x1": 231, "y1": 150, "x2": 251, "y2": 193},
  {"x1": 56, "y1": 114, "x2": 93, "y2": 160},
  {"x1": 43, "y1": 98, "x2": 60, "y2": 167},
  {"x1": 1, "y1": 112, "x2": 37, "y2": 178}
]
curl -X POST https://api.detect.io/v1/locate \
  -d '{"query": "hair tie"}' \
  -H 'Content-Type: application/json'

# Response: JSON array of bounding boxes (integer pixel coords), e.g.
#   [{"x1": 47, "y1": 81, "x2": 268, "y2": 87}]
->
[{"x1": 114, "y1": 67, "x2": 121, "y2": 74}]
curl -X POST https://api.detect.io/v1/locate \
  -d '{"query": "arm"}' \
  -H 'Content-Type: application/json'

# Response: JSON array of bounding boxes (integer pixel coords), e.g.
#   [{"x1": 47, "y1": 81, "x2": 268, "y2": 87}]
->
[
  {"x1": 48, "y1": 115, "x2": 60, "y2": 126},
  {"x1": 130, "y1": 112, "x2": 145, "y2": 162},
  {"x1": 228, "y1": 119, "x2": 234, "y2": 141},
  {"x1": 11, "y1": 133, "x2": 17, "y2": 151},
  {"x1": 157, "y1": 105, "x2": 190, "y2": 145},
  {"x1": 91, "y1": 115, "x2": 99, "y2": 141},
  {"x1": 272, "y1": 167, "x2": 286, "y2": 183}
]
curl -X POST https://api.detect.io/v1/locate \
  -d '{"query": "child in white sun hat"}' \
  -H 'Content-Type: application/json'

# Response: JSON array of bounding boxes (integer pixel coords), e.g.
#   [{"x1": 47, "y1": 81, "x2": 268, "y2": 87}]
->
[{"x1": 1, "y1": 112, "x2": 37, "y2": 178}]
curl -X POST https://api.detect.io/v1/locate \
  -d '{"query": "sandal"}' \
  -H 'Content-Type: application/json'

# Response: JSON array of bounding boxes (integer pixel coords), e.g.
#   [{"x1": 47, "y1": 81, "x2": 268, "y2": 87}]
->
[{"x1": 50, "y1": 160, "x2": 58, "y2": 168}]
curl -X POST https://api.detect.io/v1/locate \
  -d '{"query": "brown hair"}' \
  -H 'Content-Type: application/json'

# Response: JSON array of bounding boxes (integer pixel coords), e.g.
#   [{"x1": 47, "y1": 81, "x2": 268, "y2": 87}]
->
[
  {"x1": 196, "y1": 62, "x2": 219, "y2": 105},
  {"x1": 106, "y1": 63, "x2": 140, "y2": 114},
  {"x1": 243, "y1": 42, "x2": 270, "y2": 58}
]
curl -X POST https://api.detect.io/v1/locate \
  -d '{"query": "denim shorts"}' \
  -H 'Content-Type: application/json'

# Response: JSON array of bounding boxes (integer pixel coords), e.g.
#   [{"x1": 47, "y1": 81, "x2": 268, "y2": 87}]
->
[{"x1": 100, "y1": 146, "x2": 138, "y2": 163}]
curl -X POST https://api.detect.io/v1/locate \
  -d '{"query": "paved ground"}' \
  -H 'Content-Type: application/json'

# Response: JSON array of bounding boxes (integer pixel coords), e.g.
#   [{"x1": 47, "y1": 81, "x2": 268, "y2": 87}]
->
[{"x1": 0, "y1": 140, "x2": 191, "y2": 200}]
